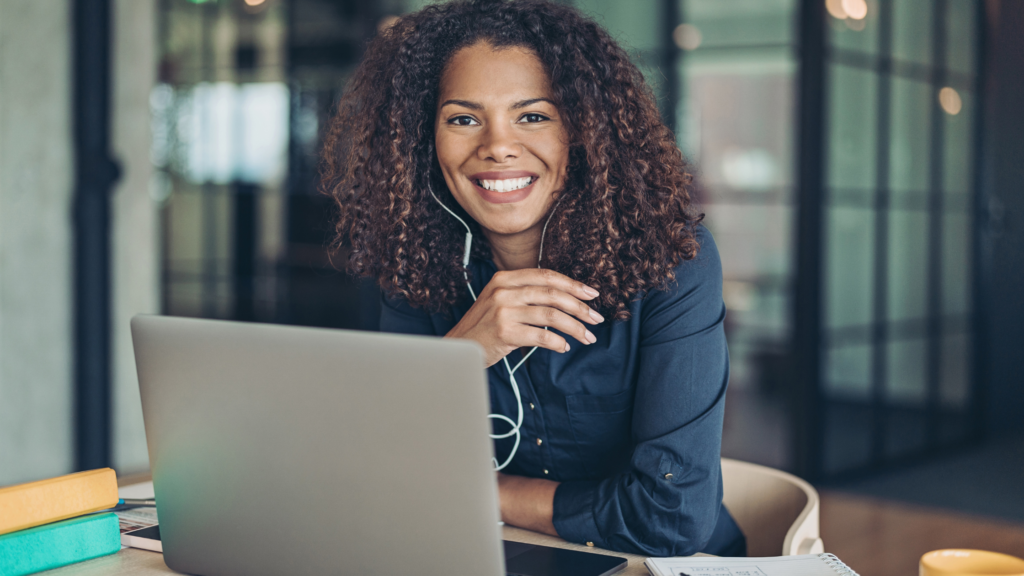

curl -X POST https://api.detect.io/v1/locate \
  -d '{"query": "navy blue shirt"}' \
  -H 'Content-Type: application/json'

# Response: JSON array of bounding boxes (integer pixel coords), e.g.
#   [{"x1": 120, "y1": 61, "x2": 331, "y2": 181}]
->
[{"x1": 379, "y1": 226, "x2": 745, "y2": 557}]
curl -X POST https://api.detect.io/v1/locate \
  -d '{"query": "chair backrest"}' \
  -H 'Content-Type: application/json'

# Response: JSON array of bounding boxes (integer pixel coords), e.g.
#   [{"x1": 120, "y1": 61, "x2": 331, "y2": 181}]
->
[{"x1": 721, "y1": 458, "x2": 825, "y2": 556}]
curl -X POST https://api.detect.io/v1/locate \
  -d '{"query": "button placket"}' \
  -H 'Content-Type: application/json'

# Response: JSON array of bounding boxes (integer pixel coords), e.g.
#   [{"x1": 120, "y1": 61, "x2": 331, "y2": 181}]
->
[{"x1": 517, "y1": 352, "x2": 554, "y2": 479}]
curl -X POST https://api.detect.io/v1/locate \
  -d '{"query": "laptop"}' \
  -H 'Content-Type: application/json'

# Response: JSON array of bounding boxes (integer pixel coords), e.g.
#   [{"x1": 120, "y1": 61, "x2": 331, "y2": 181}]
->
[{"x1": 131, "y1": 315, "x2": 627, "y2": 576}]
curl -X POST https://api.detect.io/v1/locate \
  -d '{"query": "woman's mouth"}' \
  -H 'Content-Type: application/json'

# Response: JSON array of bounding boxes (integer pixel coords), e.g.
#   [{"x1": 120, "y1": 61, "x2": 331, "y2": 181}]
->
[
  {"x1": 475, "y1": 176, "x2": 535, "y2": 192},
  {"x1": 469, "y1": 171, "x2": 539, "y2": 204}
]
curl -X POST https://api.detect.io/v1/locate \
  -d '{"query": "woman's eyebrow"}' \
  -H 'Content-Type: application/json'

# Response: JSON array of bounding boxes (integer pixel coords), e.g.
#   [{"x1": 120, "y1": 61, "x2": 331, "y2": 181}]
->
[
  {"x1": 439, "y1": 99, "x2": 482, "y2": 110},
  {"x1": 439, "y1": 97, "x2": 556, "y2": 111},
  {"x1": 510, "y1": 97, "x2": 555, "y2": 110}
]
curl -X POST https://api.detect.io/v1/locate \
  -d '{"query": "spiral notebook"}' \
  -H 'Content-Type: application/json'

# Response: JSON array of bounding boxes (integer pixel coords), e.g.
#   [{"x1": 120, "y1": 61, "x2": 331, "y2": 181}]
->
[{"x1": 644, "y1": 553, "x2": 860, "y2": 576}]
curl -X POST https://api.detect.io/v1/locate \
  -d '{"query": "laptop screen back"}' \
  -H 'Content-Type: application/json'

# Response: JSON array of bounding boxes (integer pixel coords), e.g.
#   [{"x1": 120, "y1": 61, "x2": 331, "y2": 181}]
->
[{"x1": 131, "y1": 315, "x2": 504, "y2": 576}]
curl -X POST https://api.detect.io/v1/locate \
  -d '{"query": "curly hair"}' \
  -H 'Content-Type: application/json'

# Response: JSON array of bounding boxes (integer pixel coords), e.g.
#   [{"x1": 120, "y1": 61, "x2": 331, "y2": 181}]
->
[{"x1": 322, "y1": 0, "x2": 703, "y2": 320}]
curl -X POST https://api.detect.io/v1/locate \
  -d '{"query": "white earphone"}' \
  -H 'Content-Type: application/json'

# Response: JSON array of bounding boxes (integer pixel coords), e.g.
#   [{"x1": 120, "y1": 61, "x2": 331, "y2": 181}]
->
[{"x1": 428, "y1": 181, "x2": 559, "y2": 471}]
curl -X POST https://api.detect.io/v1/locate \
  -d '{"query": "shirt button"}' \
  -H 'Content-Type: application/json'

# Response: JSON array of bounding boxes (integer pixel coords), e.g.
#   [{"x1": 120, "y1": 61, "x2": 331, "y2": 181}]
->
[
  {"x1": 536, "y1": 438, "x2": 543, "y2": 446},
  {"x1": 664, "y1": 473, "x2": 674, "y2": 480},
  {"x1": 543, "y1": 469, "x2": 549, "y2": 475},
  {"x1": 529, "y1": 402, "x2": 535, "y2": 410},
  {"x1": 586, "y1": 542, "x2": 595, "y2": 547}
]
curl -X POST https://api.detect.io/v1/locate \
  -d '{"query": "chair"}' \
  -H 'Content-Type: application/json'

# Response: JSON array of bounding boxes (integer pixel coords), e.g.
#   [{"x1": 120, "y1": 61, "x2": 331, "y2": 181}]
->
[{"x1": 721, "y1": 458, "x2": 825, "y2": 556}]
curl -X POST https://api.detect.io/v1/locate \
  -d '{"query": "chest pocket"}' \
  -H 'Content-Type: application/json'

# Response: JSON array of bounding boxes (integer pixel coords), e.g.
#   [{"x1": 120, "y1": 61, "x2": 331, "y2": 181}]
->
[{"x1": 566, "y1": 388, "x2": 634, "y2": 478}]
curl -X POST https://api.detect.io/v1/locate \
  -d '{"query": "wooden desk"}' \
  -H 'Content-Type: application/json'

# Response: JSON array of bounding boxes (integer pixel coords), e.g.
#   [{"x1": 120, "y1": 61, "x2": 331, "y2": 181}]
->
[
  {"x1": 40, "y1": 525, "x2": 652, "y2": 576},
  {"x1": 38, "y1": 481, "x2": 655, "y2": 575}
]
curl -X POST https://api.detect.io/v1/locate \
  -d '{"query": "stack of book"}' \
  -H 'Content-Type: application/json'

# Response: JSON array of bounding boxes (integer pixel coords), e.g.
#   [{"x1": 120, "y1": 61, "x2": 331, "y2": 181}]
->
[{"x1": 0, "y1": 468, "x2": 122, "y2": 576}]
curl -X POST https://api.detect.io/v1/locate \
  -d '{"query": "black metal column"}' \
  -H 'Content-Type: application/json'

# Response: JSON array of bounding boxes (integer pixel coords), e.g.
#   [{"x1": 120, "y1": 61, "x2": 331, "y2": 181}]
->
[
  {"x1": 869, "y1": 0, "x2": 894, "y2": 467},
  {"x1": 73, "y1": 0, "x2": 120, "y2": 471},
  {"x1": 201, "y1": 3, "x2": 218, "y2": 319},
  {"x1": 792, "y1": 0, "x2": 827, "y2": 481},
  {"x1": 660, "y1": 0, "x2": 681, "y2": 134},
  {"x1": 925, "y1": 0, "x2": 948, "y2": 451},
  {"x1": 234, "y1": 183, "x2": 259, "y2": 321},
  {"x1": 969, "y1": 0, "x2": 992, "y2": 444},
  {"x1": 976, "y1": 0, "x2": 1024, "y2": 436}
]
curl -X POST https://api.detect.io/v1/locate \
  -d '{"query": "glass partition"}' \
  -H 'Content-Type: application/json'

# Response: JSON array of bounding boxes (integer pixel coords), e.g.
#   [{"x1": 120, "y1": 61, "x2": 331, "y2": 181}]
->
[{"x1": 820, "y1": 0, "x2": 978, "y2": 476}]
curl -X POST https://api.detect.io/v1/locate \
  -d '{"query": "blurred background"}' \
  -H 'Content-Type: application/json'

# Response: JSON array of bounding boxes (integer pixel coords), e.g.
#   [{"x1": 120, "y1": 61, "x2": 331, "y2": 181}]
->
[{"x1": 1, "y1": 0, "x2": 1022, "y2": 573}]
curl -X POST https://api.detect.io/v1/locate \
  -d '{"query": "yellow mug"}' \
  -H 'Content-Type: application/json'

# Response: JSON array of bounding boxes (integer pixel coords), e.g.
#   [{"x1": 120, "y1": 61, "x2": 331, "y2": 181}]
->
[{"x1": 921, "y1": 550, "x2": 1024, "y2": 576}]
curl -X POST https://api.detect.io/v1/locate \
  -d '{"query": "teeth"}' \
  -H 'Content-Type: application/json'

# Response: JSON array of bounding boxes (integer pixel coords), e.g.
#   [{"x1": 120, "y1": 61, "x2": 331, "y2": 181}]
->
[{"x1": 477, "y1": 177, "x2": 533, "y2": 192}]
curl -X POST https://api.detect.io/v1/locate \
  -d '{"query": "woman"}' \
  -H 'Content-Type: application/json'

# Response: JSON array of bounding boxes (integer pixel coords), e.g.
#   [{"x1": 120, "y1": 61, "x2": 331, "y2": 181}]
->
[{"x1": 322, "y1": 0, "x2": 745, "y2": 558}]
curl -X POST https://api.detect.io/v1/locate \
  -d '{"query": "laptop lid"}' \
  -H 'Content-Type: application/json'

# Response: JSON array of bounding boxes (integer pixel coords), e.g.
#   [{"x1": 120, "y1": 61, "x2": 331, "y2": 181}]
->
[{"x1": 131, "y1": 315, "x2": 505, "y2": 576}]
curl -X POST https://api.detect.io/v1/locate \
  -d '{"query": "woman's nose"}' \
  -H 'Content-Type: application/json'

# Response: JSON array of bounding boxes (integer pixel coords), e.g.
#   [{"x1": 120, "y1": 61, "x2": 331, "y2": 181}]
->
[{"x1": 477, "y1": 122, "x2": 521, "y2": 162}]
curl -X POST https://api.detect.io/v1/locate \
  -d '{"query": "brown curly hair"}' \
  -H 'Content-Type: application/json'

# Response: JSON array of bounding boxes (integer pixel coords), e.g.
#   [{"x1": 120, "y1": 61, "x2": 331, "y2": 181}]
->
[{"x1": 322, "y1": 0, "x2": 703, "y2": 320}]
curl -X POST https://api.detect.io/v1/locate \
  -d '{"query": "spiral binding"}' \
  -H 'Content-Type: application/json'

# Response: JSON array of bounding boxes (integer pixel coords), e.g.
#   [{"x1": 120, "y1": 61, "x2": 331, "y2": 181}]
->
[{"x1": 819, "y1": 553, "x2": 861, "y2": 576}]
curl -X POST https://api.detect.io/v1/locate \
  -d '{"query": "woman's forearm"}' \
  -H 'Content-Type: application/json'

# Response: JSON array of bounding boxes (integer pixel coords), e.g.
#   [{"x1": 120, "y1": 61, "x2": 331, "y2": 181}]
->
[{"x1": 497, "y1": 473, "x2": 560, "y2": 536}]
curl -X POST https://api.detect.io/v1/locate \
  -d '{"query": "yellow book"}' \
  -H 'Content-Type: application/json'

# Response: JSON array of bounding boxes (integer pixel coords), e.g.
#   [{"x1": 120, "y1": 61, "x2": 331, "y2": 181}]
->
[{"x1": 0, "y1": 469, "x2": 119, "y2": 536}]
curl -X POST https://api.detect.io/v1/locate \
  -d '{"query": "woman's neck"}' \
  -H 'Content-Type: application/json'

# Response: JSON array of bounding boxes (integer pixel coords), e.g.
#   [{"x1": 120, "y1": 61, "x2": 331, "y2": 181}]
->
[{"x1": 483, "y1": 225, "x2": 543, "y2": 271}]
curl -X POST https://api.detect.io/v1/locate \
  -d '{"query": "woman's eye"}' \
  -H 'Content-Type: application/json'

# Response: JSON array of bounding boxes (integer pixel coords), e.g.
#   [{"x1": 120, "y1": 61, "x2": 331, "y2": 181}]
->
[
  {"x1": 519, "y1": 113, "x2": 548, "y2": 123},
  {"x1": 448, "y1": 116, "x2": 478, "y2": 126}
]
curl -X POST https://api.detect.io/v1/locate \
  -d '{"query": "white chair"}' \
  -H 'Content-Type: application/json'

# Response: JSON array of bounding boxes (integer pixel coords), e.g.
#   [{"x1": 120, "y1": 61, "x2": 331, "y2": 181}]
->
[{"x1": 721, "y1": 458, "x2": 825, "y2": 556}]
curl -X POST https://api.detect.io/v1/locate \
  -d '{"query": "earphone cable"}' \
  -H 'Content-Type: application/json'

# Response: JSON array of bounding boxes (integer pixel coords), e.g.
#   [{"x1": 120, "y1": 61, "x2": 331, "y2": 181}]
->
[{"x1": 429, "y1": 182, "x2": 561, "y2": 471}]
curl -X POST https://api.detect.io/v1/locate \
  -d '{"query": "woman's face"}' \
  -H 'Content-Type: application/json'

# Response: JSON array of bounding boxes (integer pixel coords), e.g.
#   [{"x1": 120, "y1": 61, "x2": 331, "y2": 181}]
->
[{"x1": 434, "y1": 41, "x2": 569, "y2": 239}]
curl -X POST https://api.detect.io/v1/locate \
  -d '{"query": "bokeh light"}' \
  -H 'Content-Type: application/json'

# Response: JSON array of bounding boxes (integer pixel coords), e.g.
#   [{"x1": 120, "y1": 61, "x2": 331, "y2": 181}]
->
[
  {"x1": 673, "y1": 23, "x2": 702, "y2": 51},
  {"x1": 842, "y1": 0, "x2": 868, "y2": 20},
  {"x1": 826, "y1": 0, "x2": 848, "y2": 19},
  {"x1": 939, "y1": 87, "x2": 963, "y2": 115}
]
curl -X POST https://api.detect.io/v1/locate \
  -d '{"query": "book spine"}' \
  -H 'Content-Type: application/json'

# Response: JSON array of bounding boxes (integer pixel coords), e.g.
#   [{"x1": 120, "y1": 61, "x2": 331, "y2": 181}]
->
[
  {"x1": 0, "y1": 469, "x2": 119, "y2": 536},
  {"x1": 0, "y1": 513, "x2": 121, "y2": 576}
]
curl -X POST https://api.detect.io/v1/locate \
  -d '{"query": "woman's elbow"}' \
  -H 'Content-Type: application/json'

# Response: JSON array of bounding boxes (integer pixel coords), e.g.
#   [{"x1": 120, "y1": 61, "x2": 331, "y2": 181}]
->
[
  {"x1": 624, "y1": 501, "x2": 719, "y2": 557},
  {"x1": 670, "y1": 511, "x2": 719, "y2": 556}
]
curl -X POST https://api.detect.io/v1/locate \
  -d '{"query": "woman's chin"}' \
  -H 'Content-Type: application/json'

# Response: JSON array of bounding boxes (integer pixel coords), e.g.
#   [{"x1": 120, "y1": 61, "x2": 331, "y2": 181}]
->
[
  {"x1": 477, "y1": 217, "x2": 544, "y2": 238},
  {"x1": 465, "y1": 200, "x2": 551, "y2": 238}
]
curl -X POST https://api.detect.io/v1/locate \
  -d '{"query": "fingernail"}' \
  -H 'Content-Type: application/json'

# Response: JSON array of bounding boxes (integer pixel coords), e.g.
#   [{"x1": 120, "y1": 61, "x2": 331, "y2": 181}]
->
[
  {"x1": 589, "y1": 309, "x2": 605, "y2": 323},
  {"x1": 584, "y1": 285, "x2": 599, "y2": 298},
  {"x1": 564, "y1": 342, "x2": 571, "y2": 352},
  {"x1": 585, "y1": 330, "x2": 596, "y2": 344}
]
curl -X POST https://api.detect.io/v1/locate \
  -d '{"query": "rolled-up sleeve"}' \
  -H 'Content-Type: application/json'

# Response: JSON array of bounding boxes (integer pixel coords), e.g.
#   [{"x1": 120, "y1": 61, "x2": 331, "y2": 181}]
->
[{"x1": 552, "y1": 232, "x2": 729, "y2": 557}]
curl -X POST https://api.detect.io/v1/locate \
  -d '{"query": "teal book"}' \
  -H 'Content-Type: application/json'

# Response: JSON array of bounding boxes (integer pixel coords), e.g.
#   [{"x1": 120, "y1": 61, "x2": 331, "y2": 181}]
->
[{"x1": 0, "y1": 513, "x2": 120, "y2": 576}]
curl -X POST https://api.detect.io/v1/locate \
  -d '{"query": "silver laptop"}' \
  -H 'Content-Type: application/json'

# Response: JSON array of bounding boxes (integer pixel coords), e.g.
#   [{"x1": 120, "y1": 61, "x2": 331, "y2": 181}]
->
[{"x1": 131, "y1": 315, "x2": 505, "y2": 576}]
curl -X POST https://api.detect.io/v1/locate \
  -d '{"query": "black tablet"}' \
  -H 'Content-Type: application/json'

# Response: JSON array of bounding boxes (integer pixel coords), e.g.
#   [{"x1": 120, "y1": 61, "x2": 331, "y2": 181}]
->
[{"x1": 503, "y1": 540, "x2": 628, "y2": 576}]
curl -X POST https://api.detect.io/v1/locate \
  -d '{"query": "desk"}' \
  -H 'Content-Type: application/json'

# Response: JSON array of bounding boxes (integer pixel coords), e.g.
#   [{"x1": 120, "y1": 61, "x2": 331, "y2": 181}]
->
[
  {"x1": 38, "y1": 481, "x2": 658, "y2": 576},
  {"x1": 39, "y1": 526, "x2": 653, "y2": 576}
]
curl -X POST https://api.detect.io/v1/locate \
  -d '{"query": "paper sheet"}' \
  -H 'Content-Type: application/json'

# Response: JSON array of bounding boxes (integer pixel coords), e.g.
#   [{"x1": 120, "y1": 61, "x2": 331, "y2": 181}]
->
[{"x1": 646, "y1": 554, "x2": 858, "y2": 576}]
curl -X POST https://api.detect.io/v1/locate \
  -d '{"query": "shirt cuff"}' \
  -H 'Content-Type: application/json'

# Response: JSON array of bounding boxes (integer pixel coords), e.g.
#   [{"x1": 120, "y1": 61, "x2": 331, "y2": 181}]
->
[{"x1": 552, "y1": 479, "x2": 602, "y2": 546}]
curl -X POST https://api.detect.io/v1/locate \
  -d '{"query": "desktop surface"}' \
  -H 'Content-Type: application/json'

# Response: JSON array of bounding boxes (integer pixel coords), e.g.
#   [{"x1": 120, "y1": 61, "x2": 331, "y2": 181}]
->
[
  {"x1": 35, "y1": 478, "x2": 711, "y2": 576},
  {"x1": 34, "y1": 479, "x2": 659, "y2": 576},
  {"x1": 36, "y1": 527, "x2": 653, "y2": 576}
]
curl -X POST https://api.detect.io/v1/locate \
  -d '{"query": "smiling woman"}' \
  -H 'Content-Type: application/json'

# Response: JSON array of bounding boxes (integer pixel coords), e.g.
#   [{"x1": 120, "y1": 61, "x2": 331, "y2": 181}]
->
[
  {"x1": 434, "y1": 44, "x2": 569, "y2": 247},
  {"x1": 322, "y1": 0, "x2": 702, "y2": 321},
  {"x1": 320, "y1": 0, "x2": 744, "y2": 559}
]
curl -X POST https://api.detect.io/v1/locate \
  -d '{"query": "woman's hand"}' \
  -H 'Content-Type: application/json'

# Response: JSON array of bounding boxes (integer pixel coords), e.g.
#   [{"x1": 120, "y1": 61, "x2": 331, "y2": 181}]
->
[{"x1": 445, "y1": 269, "x2": 604, "y2": 367}]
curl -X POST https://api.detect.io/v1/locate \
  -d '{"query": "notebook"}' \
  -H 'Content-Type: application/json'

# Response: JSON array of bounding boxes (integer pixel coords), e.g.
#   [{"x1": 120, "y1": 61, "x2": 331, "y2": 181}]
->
[{"x1": 644, "y1": 553, "x2": 860, "y2": 576}]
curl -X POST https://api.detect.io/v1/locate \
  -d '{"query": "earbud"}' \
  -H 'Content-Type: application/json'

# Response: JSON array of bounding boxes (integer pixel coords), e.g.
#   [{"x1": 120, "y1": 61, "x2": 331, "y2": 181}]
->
[{"x1": 428, "y1": 182, "x2": 559, "y2": 471}]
